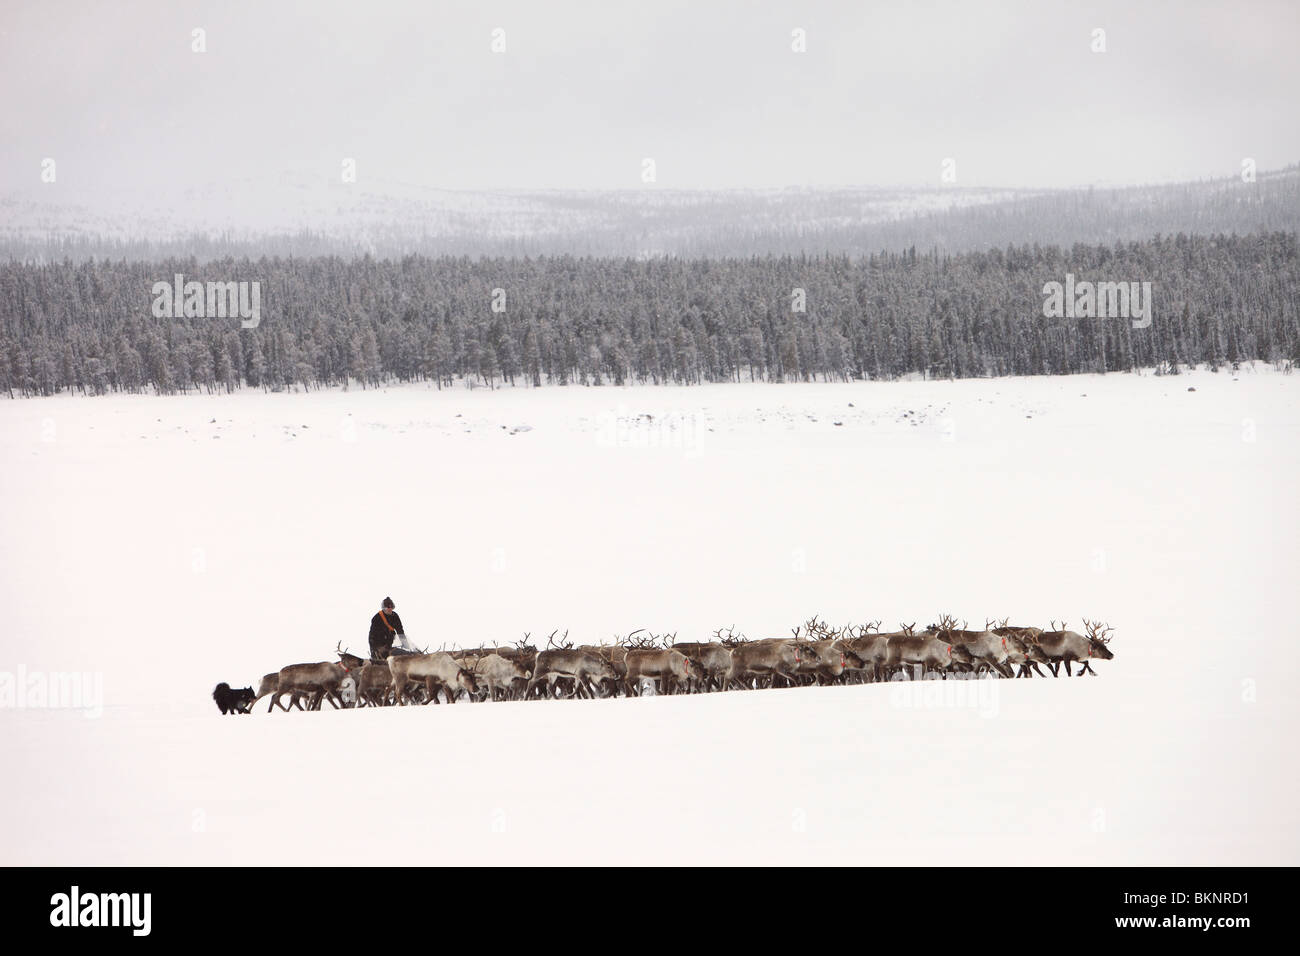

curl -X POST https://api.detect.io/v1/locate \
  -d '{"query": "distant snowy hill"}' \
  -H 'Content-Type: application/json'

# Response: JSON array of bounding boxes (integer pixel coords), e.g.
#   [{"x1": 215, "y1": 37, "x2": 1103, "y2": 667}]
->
[{"x1": 3, "y1": 165, "x2": 1297, "y2": 261}]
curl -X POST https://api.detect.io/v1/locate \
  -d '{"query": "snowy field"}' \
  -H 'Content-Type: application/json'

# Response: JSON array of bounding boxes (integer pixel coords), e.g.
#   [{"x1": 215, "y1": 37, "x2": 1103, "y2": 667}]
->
[{"x1": 1, "y1": 367, "x2": 1297, "y2": 865}]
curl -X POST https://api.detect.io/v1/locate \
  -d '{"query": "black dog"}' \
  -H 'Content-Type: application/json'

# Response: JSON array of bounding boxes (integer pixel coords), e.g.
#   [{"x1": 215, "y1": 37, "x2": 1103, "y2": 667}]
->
[{"x1": 213, "y1": 682, "x2": 256, "y2": 715}]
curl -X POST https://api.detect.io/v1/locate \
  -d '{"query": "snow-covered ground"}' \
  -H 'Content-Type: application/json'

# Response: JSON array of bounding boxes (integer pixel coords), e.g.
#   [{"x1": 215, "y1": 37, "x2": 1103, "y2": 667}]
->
[{"x1": 1, "y1": 367, "x2": 1297, "y2": 865}]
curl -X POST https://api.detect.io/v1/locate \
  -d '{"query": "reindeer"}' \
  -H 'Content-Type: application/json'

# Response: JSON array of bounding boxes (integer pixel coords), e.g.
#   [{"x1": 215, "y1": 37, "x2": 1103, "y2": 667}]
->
[
  {"x1": 270, "y1": 660, "x2": 355, "y2": 712},
  {"x1": 926, "y1": 614, "x2": 1012, "y2": 677},
  {"x1": 356, "y1": 660, "x2": 394, "y2": 706},
  {"x1": 335, "y1": 643, "x2": 368, "y2": 672},
  {"x1": 1035, "y1": 620, "x2": 1115, "y2": 676},
  {"x1": 473, "y1": 653, "x2": 531, "y2": 701},
  {"x1": 528, "y1": 631, "x2": 587, "y2": 698},
  {"x1": 253, "y1": 672, "x2": 281, "y2": 712},
  {"x1": 821, "y1": 639, "x2": 863, "y2": 686},
  {"x1": 576, "y1": 641, "x2": 631, "y2": 697},
  {"x1": 1077, "y1": 620, "x2": 1115, "y2": 675},
  {"x1": 786, "y1": 617, "x2": 839, "y2": 684},
  {"x1": 671, "y1": 633, "x2": 737, "y2": 692},
  {"x1": 795, "y1": 626, "x2": 862, "y2": 685},
  {"x1": 819, "y1": 622, "x2": 867, "y2": 684},
  {"x1": 525, "y1": 649, "x2": 617, "y2": 700},
  {"x1": 992, "y1": 625, "x2": 1048, "y2": 677},
  {"x1": 728, "y1": 639, "x2": 803, "y2": 689},
  {"x1": 388, "y1": 652, "x2": 478, "y2": 705},
  {"x1": 253, "y1": 670, "x2": 329, "y2": 712},
  {"x1": 491, "y1": 635, "x2": 539, "y2": 682},
  {"x1": 884, "y1": 632, "x2": 956, "y2": 680},
  {"x1": 846, "y1": 626, "x2": 917, "y2": 682},
  {"x1": 995, "y1": 632, "x2": 1044, "y2": 677},
  {"x1": 624, "y1": 648, "x2": 692, "y2": 696}
]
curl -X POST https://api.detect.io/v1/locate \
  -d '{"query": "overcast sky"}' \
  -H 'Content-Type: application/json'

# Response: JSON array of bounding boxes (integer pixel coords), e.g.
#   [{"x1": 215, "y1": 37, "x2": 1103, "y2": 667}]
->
[{"x1": 2, "y1": 0, "x2": 1298, "y2": 195}]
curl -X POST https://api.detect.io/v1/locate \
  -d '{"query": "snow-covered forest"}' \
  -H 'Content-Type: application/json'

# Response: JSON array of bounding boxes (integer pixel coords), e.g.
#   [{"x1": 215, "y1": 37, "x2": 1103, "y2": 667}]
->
[{"x1": 3, "y1": 231, "x2": 1296, "y2": 397}]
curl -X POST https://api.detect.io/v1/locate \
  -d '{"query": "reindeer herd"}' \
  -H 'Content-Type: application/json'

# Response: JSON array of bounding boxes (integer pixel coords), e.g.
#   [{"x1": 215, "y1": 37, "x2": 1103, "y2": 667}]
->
[{"x1": 227, "y1": 615, "x2": 1115, "y2": 714}]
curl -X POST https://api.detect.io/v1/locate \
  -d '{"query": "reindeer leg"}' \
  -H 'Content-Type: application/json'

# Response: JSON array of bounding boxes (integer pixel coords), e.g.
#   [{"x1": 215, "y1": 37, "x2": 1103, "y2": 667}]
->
[
  {"x1": 1063, "y1": 660, "x2": 1073, "y2": 677},
  {"x1": 1080, "y1": 661, "x2": 1096, "y2": 676}
]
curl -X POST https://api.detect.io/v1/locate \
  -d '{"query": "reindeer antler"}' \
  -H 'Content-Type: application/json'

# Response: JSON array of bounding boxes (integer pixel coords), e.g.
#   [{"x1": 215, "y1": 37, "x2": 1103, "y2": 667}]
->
[
  {"x1": 1082, "y1": 618, "x2": 1114, "y2": 645},
  {"x1": 719, "y1": 626, "x2": 748, "y2": 647},
  {"x1": 714, "y1": 625, "x2": 747, "y2": 646}
]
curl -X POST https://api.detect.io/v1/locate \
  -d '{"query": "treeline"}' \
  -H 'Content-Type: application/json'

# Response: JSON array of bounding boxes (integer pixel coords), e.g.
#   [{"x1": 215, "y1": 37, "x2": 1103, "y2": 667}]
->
[{"x1": 1, "y1": 232, "x2": 1297, "y2": 397}]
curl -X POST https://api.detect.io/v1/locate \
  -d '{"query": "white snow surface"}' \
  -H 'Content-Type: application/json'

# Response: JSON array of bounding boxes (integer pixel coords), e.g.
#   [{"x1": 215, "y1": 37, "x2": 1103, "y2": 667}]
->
[{"x1": 1, "y1": 367, "x2": 1297, "y2": 865}]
